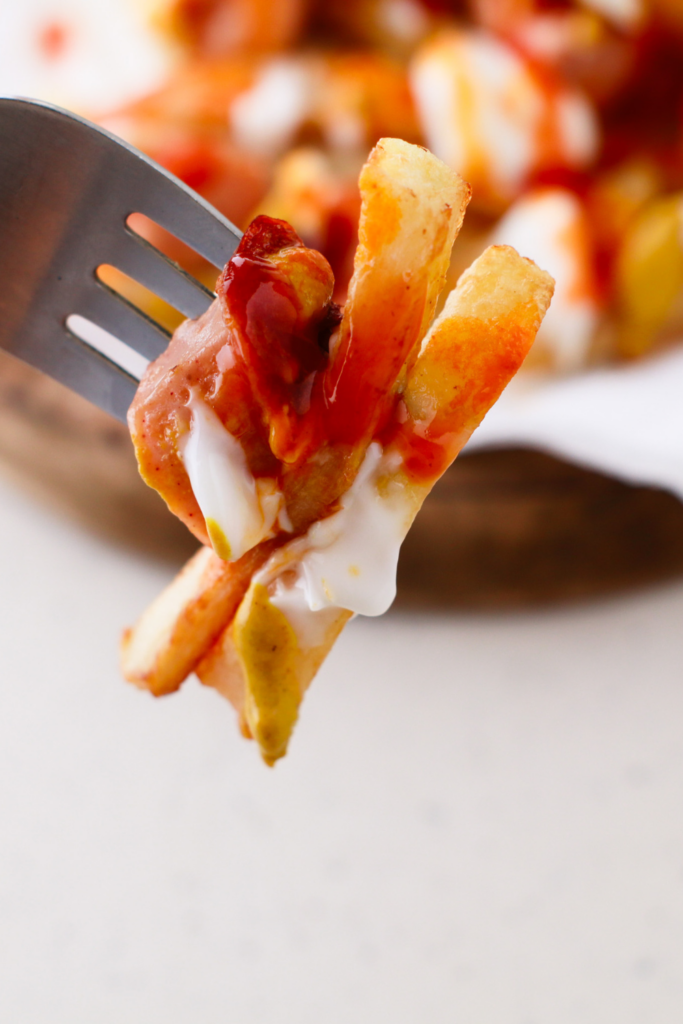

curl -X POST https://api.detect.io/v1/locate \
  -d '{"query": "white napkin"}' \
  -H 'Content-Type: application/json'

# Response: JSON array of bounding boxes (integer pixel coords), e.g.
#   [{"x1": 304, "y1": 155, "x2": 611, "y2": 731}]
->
[
  {"x1": 0, "y1": 0, "x2": 171, "y2": 114},
  {"x1": 467, "y1": 344, "x2": 683, "y2": 498}
]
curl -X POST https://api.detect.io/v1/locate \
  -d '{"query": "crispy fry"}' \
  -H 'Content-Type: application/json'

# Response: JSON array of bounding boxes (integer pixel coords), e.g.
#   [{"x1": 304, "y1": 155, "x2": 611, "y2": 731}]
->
[
  {"x1": 121, "y1": 541, "x2": 276, "y2": 695},
  {"x1": 195, "y1": 245, "x2": 554, "y2": 763},
  {"x1": 278, "y1": 137, "x2": 470, "y2": 528},
  {"x1": 402, "y1": 244, "x2": 555, "y2": 462},
  {"x1": 614, "y1": 193, "x2": 683, "y2": 358},
  {"x1": 322, "y1": 137, "x2": 471, "y2": 445},
  {"x1": 122, "y1": 140, "x2": 554, "y2": 764},
  {"x1": 198, "y1": 585, "x2": 351, "y2": 764}
]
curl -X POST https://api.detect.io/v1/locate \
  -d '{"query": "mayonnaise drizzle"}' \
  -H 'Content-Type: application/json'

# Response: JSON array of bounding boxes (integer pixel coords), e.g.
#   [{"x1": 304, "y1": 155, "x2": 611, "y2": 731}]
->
[
  {"x1": 255, "y1": 443, "x2": 418, "y2": 646},
  {"x1": 179, "y1": 392, "x2": 286, "y2": 561},
  {"x1": 181, "y1": 393, "x2": 417, "y2": 638},
  {"x1": 410, "y1": 30, "x2": 598, "y2": 202},
  {"x1": 230, "y1": 58, "x2": 313, "y2": 156}
]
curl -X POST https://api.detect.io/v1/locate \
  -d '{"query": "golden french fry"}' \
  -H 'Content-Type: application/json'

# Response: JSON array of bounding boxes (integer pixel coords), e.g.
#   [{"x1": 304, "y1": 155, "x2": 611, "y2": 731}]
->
[
  {"x1": 121, "y1": 542, "x2": 276, "y2": 696},
  {"x1": 197, "y1": 245, "x2": 553, "y2": 764},
  {"x1": 322, "y1": 137, "x2": 471, "y2": 444},
  {"x1": 279, "y1": 137, "x2": 470, "y2": 530},
  {"x1": 121, "y1": 141, "x2": 554, "y2": 765},
  {"x1": 404, "y1": 244, "x2": 555, "y2": 452},
  {"x1": 614, "y1": 194, "x2": 683, "y2": 358},
  {"x1": 197, "y1": 582, "x2": 351, "y2": 764}
]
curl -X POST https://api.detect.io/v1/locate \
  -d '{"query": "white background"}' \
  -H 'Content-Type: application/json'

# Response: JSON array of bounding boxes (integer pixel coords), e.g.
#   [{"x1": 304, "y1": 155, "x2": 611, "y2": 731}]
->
[{"x1": 1, "y1": 472, "x2": 683, "y2": 1023}]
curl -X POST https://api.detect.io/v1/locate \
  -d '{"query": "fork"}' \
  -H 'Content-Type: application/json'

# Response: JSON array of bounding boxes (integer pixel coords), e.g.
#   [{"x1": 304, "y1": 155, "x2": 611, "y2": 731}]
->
[{"x1": 0, "y1": 97, "x2": 242, "y2": 423}]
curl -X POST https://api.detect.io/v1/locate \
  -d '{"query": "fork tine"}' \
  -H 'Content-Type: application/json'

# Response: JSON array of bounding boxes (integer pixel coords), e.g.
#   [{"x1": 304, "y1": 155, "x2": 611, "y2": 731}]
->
[
  {"x1": 105, "y1": 229, "x2": 215, "y2": 320},
  {"x1": 0, "y1": 98, "x2": 243, "y2": 422},
  {"x1": 6, "y1": 320, "x2": 138, "y2": 423},
  {"x1": 77, "y1": 280, "x2": 171, "y2": 362},
  {"x1": 62, "y1": 327, "x2": 139, "y2": 422},
  {"x1": 122, "y1": 160, "x2": 242, "y2": 270}
]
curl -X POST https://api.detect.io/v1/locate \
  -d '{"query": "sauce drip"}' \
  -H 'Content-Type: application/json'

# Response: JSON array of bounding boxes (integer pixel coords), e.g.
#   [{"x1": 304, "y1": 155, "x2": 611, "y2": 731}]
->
[
  {"x1": 218, "y1": 216, "x2": 335, "y2": 461},
  {"x1": 219, "y1": 216, "x2": 435, "y2": 482}
]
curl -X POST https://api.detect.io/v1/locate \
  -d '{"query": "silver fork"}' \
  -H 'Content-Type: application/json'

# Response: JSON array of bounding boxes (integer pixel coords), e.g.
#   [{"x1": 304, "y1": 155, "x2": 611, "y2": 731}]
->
[{"x1": 0, "y1": 97, "x2": 242, "y2": 423}]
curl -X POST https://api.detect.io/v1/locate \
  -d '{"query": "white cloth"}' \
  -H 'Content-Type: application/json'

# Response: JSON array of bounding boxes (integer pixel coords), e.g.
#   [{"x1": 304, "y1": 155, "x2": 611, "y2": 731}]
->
[{"x1": 468, "y1": 345, "x2": 683, "y2": 498}]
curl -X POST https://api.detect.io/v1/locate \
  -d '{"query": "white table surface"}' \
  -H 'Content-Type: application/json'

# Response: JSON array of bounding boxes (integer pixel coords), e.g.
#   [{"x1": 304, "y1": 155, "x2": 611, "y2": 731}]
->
[
  {"x1": 3, "y1": 6, "x2": 683, "y2": 1019},
  {"x1": 0, "y1": 471, "x2": 682, "y2": 1023}
]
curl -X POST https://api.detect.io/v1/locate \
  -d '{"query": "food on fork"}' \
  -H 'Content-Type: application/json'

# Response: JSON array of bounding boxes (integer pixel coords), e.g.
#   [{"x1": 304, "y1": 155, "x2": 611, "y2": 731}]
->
[{"x1": 122, "y1": 138, "x2": 554, "y2": 763}]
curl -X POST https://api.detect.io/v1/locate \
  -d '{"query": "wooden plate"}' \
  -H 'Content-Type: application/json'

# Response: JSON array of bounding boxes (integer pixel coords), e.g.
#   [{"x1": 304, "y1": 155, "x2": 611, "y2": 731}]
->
[{"x1": 2, "y1": 350, "x2": 682, "y2": 608}]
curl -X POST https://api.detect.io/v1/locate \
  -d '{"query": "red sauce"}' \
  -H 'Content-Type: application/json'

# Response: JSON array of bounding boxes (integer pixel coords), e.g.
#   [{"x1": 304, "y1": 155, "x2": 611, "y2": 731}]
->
[
  {"x1": 132, "y1": 214, "x2": 456, "y2": 544},
  {"x1": 220, "y1": 217, "x2": 322, "y2": 379},
  {"x1": 220, "y1": 216, "x2": 424, "y2": 468},
  {"x1": 322, "y1": 204, "x2": 359, "y2": 299},
  {"x1": 37, "y1": 21, "x2": 70, "y2": 61},
  {"x1": 217, "y1": 216, "x2": 334, "y2": 462},
  {"x1": 379, "y1": 417, "x2": 453, "y2": 485},
  {"x1": 320, "y1": 289, "x2": 426, "y2": 448},
  {"x1": 154, "y1": 139, "x2": 220, "y2": 193}
]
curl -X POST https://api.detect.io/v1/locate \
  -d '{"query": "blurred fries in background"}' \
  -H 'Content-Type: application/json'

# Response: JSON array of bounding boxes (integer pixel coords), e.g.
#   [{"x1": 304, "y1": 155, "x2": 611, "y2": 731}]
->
[
  {"x1": 4, "y1": 1, "x2": 683, "y2": 370},
  {"x1": 88, "y1": 0, "x2": 683, "y2": 374}
]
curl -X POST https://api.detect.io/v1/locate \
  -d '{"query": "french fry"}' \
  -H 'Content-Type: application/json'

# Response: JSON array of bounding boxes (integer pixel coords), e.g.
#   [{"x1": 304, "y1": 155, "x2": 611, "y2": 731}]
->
[
  {"x1": 194, "y1": 245, "x2": 554, "y2": 764},
  {"x1": 402, "y1": 244, "x2": 555, "y2": 466},
  {"x1": 198, "y1": 586, "x2": 351, "y2": 764},
  {"x1": 279, "y1": 137, "x2": 470, "y2": 529},
  {"x1": 410, "y1": 28, "x2": 598, "y2": 212},
  {"x1": 121, "y1": 541, "x2": 276, "y2": 696},
  {"x1": 122, "y1": 141, "x2": 554, "y2": 764},
  {"x1": 321, "y1": 137, "x2": 471, "y2": 445},
  {"x1": 614, "y1": 193, "x2": 683, "y2": 358}
]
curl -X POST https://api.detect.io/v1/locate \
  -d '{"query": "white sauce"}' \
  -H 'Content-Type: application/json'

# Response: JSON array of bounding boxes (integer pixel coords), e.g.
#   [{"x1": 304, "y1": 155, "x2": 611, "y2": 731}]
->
[
  {"x1": 181, "y1": 398, "x2": 416, "y2": 642},
  {"x1": 267, "y1": 576, "x2": 342, "y2": 650},
  {"x1": 179, "y1": 392, "x2": 285, "y2": 561},
  {"x1": 292, "y1": 444, "x2": 412, "y2": 617},
  {"x1": 411, "y1": 30, "x2": 597, "y2": 200},
  {"x1": 555, "y1": 90, "x2": 600, "y2": 169},
  {"x1": 255, "y1": 444, "x2": 416, "y2": 648},
  {"x1": 230, "y1": 58, "x2": 313, "y2": 156},
  {"x1": 491, "y1": 189, "x2": 598, "y2": 371},
  {"x1": 378, "y1": 0, "x2": 430, "y2": 44},
  {"x1": 410, "y1": 49, "x2": 466, "y2": 175},
  {"x1": 580, "y1": 0, "x2": 644, "y2": 30},
  {"x1": 411, "y1": 31, "x2": 542, "y2": 199}
]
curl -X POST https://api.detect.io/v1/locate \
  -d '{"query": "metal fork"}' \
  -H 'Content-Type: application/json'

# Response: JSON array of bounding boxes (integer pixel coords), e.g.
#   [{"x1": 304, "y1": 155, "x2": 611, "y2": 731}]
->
[{"x1": 0, "y1": 97, "x2": 242, "y2": 422}]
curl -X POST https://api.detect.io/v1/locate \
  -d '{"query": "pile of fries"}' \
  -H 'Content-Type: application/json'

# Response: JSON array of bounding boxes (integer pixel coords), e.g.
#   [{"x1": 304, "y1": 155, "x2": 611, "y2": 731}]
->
[
  {"x1": 122, "y1": 138, "x2": 553, "y2": 762},
  {"x1": 99, "y1": 0, "x2": 683, "y2": 371}
]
